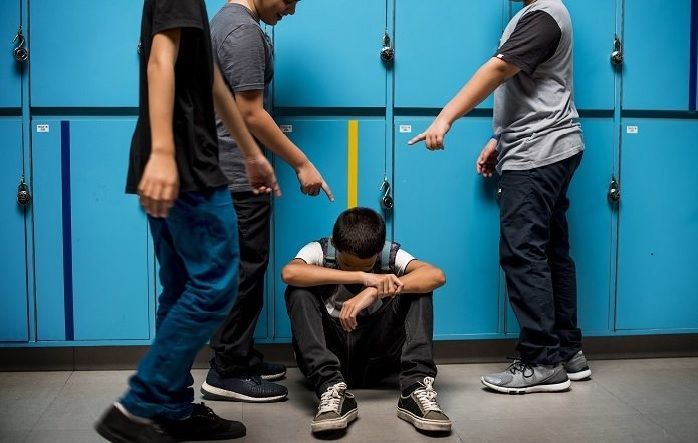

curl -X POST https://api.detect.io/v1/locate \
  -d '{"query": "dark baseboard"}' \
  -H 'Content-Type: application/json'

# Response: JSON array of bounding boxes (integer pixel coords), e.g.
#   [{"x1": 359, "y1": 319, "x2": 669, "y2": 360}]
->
[{"x1": 1, "y1": 335, "x2": 697, "y2": 371}]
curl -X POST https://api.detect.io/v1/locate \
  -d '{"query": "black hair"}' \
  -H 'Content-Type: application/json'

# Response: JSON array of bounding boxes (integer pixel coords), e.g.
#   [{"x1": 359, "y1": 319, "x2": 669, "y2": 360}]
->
[{"x1": 332, "y1": 207, "x2": 386, "y2": 258}]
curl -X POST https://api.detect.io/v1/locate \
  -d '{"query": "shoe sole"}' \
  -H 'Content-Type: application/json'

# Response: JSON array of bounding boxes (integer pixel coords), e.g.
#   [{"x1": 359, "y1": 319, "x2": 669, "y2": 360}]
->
[
  {"x1": 95, "y1": 423, "x2": 146, "y2": 443},
  {"x1": 397, "y1": 408, "x2": 451, "y2": 432},
  {"x1": 260, "y1": 371, "x2": 286, "y2": 382},
  {"x1": 201, "y1": 382, "x2": 287, "y2": 403},
  {"x1": 567, "y1": 369, "x2": 592, "y2": 381},
  {"x1": 480, "y1": 377, "x2": 571, "y2": 394},
  {"x1": 311, "y1": 409, "x2": 358, "y2": 433}
]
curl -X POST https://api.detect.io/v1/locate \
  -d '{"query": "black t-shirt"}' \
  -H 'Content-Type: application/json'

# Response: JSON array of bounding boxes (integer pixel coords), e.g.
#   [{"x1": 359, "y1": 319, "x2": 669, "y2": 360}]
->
[{"x1": 126, "y1": 0, "x2": 228, "y2": 194}]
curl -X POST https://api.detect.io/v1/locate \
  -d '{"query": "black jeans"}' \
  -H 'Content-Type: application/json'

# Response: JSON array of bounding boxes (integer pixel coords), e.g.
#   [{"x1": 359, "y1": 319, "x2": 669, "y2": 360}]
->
[
  {"x1": 209, "y1": 191, "x2": 271, "y2": 376},
  {"x1": 499, "y1": 152, "x2": 583, "y2": 365},
  {"x1": 285, "y1": 285, "x2": 437, "y2": 397}
]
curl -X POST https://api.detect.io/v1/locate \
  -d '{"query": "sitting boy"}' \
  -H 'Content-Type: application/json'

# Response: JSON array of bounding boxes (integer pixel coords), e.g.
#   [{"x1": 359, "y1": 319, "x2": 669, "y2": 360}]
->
[{"x1": 282, "y1": 207, "x2": 451, "y2": 434}]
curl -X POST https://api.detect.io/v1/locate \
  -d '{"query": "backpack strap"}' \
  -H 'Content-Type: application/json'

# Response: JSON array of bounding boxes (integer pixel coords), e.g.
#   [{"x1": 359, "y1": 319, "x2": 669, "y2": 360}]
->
[
  {"x1": 319, "y1": 237, "x2": 336, "y2": 268},
  {"x1": 377, "y1": 241, "x2": 401, "y2": 273}
]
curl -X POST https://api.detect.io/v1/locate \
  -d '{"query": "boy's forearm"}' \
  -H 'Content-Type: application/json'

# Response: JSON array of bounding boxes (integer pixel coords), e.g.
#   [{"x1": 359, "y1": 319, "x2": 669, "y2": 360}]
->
[
  {"x1": 282, "y1": 263, "x2": 363, "y2": 287},
  {"x1": 212, "y1": 67, "x2": 262, "y2": 159},
  {"x1": 397, "y1": 267, "x2": 446, "y2": 294},
  {"x1": 147, "y1": 38, "x2": 177, "y2": 155},
  {"x1": 244, "y1": 109, "x2": 309, "y2": 169},
  {"x1": 439, "y1": 58, "x2": 518, "y2": 125}
]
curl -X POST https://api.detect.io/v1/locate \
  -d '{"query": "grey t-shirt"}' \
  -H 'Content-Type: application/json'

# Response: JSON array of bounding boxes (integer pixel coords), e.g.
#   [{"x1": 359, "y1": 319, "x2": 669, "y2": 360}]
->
[
  {"x1": 210, "y1": 3, "x2": 273, "y2": 192},
  {"x1": 493, "y1": 0, "x2": 584, "y2": 173}
]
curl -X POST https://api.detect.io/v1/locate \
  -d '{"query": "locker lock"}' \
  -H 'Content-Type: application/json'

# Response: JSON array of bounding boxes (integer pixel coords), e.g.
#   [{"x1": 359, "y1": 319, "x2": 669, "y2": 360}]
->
[
  {"x1": 608, "y1": 176, "x2": 620, "y2": 203},
  {"x1": 13, "y1": 26, "x2": 28, "y2": 62},
  {"x1": 380, "y1": 179, "x2": 394, "y2": 210},
  {"x1": 17, "y1": 176, "x2": 31, "y2": 207},
  {"x1": 610, "y1": 35, "x2": 623, "y2": 66},
  {"x1": 380, "y1": 31, "x2": 394, "y2": 63}
]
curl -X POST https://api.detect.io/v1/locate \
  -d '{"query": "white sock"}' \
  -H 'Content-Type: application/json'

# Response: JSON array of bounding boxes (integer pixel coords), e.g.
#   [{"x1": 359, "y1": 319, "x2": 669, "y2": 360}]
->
[{"x1": 115, "y1": 402, "x2": 153, "y2": 425}]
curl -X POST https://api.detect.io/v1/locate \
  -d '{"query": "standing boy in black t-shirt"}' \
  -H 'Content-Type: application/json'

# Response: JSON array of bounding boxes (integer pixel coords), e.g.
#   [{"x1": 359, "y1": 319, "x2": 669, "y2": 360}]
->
[{"x1": 95, "y1": 0, "x2": 279, "y2": 441}]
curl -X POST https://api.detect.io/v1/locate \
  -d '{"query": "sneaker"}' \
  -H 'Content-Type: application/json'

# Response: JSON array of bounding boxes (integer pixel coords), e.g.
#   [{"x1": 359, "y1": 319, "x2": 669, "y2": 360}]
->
[
  {"x1": 481, "y1": 360, "x2": 571, "y2": 394},
  {"x1": 95, "y1": 404, "x2": 175, "y2": 443},
  {"x1": 311, "y1": 382, "x2": 358, "y2": 433},
  {"x1": 564, "y1": 350, "x2": 592, "y2": 381},
  {"x1": 159, "y1": 402, "x2": 246, "y2": 441},
  {"x1": 259, "y1": 361, "x2": 287, "y2": 381},
  {"x1": 397, "y1": 377, "x2": 451, "y2": 432},
  {"x1": 201, "y1": 367, "x2": 288, "y2": 403}
]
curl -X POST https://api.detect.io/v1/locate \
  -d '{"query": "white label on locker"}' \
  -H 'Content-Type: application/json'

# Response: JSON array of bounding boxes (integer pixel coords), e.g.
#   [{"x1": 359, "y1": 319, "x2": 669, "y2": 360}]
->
[
  {"x1": 399, "y1": 125, "x2": 412, "y2": 133},
  {"x1": 36, "y1": 124, "x2": 50, "y2": 133},
  {"x1": 626, "y1": 126, "x2": 639, "y2": 134},
  {"x1": 280, "y1": 125, "x2": 293, "y2": 133}
]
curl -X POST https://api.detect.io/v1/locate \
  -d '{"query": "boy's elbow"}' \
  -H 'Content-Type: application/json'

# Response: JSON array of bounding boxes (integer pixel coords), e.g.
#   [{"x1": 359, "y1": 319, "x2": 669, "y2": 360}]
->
[
  {"x1": 281, "y1": 266, "x2": 294, "y2": 284},
  {"x1": 434, "y1": 269, "x2": 446, "y2": 288}
]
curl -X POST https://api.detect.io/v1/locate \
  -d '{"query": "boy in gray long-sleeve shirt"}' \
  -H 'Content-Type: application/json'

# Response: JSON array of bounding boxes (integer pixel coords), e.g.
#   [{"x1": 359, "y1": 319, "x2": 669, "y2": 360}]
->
[{"x1": 410, "y1": 0, "x2": 591, "y2": 394}]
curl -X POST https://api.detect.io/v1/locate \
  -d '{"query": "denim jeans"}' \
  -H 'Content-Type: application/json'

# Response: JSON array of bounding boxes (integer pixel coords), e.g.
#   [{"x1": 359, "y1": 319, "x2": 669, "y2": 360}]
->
[{"x1": 121, "y1": 187, "x2": 239, "y2": 419}]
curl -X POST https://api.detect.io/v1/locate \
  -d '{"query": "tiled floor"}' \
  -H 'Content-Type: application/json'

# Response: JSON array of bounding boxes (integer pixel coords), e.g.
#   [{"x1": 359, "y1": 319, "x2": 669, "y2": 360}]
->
[{"x1": 1, "y1": 358, "x2": 696, "y2": 442}]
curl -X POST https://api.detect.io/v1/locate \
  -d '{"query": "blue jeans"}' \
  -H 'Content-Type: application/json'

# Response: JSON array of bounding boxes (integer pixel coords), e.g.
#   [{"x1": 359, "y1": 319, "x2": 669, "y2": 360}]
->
[{"x1": 121, "y1": 187, "x2": 239, "y2": 419}]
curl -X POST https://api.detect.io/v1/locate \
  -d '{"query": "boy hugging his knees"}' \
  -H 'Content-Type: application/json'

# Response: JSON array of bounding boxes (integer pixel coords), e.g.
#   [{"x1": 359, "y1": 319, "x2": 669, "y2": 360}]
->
[{"x1": 282, "y1": 207, "x2": 451, "y2": 434}]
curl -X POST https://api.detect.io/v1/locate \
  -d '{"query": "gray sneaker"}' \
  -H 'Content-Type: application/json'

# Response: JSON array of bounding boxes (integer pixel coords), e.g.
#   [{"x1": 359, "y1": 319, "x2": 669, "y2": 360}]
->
[
  {"x1": 481, "y1": 361, "x2": 571, "y2": 394},
  {"x1": 563, "y1": 350, "x2": 592, "y2": 381},
  {"x1": 311, "y1": 382, "x2": 358, "y2": 433}
]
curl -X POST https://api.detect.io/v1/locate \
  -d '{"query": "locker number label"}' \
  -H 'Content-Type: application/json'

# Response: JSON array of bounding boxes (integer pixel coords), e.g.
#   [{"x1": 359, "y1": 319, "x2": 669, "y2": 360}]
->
[
  {"x1": 280, "y1": 124, "x2": 293, "y2": 133},
  {"x1": 36, "y1": 124, "x2": 50, "y2": 133},
  {"x1": 626, "y1": 126, "x2": 639, "y2": 134},
  {"x1": 399, "y1": 125, "x2": 412, "y2": 134}
]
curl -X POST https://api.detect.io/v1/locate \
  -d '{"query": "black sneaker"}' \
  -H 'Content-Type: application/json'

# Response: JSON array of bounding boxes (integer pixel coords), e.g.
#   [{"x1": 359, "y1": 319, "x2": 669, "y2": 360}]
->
[
  {"x1": 95, "y1": 404, "x2": 175, "y2": 443},
  {"x1": 311, "y1": 382, "x2": 358, "y2": 433},
  {"x1": 158, "y1": 402, "x2": 245, "y2": 441},
  {"x1": 397, "y1": 377, "x2": 451, "y2": 432},
  {"x1": 259, "y1": 361, "x2": 287, "y2": 381},
  {"x1": 201, "y1": 367, "x2": 288, "y2": 402}
]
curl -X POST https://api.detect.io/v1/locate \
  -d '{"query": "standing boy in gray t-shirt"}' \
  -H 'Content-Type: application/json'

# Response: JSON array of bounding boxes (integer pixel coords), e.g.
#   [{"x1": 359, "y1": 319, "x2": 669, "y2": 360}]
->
[
  {"x1": 204, "y1": 0, "x2": 335, "y2": 403},
  {"x1": 409, "y1": 0, "x2": 591, "y2": 393}
]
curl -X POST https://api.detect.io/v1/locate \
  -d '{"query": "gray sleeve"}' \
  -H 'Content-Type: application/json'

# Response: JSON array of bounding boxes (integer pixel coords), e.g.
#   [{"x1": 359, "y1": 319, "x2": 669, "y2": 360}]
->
[{"x1": 216, "y1": 24, "x2": 267, "y2": 92}]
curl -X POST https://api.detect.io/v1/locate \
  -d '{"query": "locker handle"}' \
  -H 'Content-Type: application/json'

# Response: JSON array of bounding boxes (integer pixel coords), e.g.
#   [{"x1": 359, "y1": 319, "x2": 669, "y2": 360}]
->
[
  {"x1": 380, "y1": 179, "x2": 394, "y2": 210},
  {"x1": 608, "y1": 176, "x2": 620, "y2": 203},
  {"x1": 13, "y1": 26, "x2": 28, "y2": 62}
]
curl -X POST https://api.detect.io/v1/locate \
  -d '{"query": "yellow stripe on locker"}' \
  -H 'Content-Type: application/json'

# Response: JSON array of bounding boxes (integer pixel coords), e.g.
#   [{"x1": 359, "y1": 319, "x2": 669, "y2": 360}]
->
[{"x1": 347, "y1": 120, "x2": 359, "y2": 209}]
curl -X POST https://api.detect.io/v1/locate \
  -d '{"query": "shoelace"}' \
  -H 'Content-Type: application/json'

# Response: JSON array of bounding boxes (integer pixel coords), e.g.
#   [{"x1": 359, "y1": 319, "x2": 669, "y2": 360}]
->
[
  {"x1": 506, "y1": 358, "x2": 535, "y2": 379},
  {"x1": 317, "y1": 382, "x2": 347, "y2": 414},
  {"x1": 413, "y1": 377, "x2": 442, "y2": 413}
]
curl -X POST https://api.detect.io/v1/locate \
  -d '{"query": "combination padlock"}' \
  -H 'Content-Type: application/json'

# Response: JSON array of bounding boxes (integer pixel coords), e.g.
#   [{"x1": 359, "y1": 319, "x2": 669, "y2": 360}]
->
[
  {"x1": 380, "y1": 180, "x2": 394, "y2": 210},
  {"x1": 17, "y1": 177, "x2": 32, "y2": 207},
  {"x1": 380, "y1": 31, "x2": 394, "y2": 63},
  {"x1": 13, "y1": 27, "x2": 28, "y2": 62}
]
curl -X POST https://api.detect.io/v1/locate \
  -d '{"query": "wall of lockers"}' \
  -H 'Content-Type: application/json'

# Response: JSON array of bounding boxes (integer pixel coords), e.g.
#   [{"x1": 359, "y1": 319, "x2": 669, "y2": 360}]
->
[{"x1": 1, "y1": 0, "x2": 697, "y2": 346}]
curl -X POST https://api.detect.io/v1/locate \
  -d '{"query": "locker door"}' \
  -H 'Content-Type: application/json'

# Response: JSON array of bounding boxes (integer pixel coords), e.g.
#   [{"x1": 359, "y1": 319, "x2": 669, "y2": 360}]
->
[
  {"x1": 394, "y1": 0, "x2": 503, "y2": 109},
  {"x1": 505, "y1": 118, "x2": 616, "y2": 335},
  {"x1": 32, "y1": 118, "x2": 152, "y2": 341},
  {"x1": 30, "y1": 0, "x2": 141, "y2": 107},
  {"x1": 623, "y1": 0, "x2": 693, "y2": 110},
  {"x1": 273, "y1": 0, "x2": 388, "y2": 108},
  {"x1": 616, "y1": 119, "x2": 698, "y2": 331},
  {"x1": 272, "y1": 119, "x2": 386, "y2": 339},
  {"x1": 0, "y1": 0, "x2": 22, "y2": 108},
  {"x1": 394, "y1": 117, "x2": 501, "y2": 337},
  {"x1": 0, "y1": 118, "x2": 28, "y2": 341}
]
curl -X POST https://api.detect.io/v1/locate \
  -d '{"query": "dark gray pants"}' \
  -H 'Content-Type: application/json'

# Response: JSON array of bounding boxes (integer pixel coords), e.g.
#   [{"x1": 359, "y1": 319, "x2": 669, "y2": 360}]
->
[
  {"x1": 209, "y1": 192, "x2": 271, "y2": 376},
  {"x1": 285, "y1": 285, "x2": 437, "y2": 396},
  {"x1": 499, "y1": 152, "x2": 583, "y2": 365}
]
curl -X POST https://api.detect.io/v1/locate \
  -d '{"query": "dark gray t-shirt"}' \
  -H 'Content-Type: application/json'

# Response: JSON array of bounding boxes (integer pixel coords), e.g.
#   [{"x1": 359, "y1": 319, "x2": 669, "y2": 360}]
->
[
  {"x1": 210, "y1": 3, "x2": 273, "y2": 192},
  {"x1": 493, "y1": 0, "x2": 584, "y2": 173}
]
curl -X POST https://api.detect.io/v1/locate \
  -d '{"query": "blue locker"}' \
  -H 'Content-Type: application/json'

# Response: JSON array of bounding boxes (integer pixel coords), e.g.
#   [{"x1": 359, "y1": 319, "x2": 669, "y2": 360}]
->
[
  {"x1": 394, "y1": 0, "x2": 502, "y2": 109},
  {"x1": 394, "y1": 117, "x2": 501, "y2": 337},
  {"x1": 616, "y1": 119, "x2": 698, "y2": 331},
  {"x1": 1, "y1": 0, "x2": 22, "y2": 108},
  {"x1": 272, "y1": 118, "x2": 386, "y2": 339},
  {"x1": 623, "y1": 0, "x2": 692, "y2": 110},
  {"x1": 505, "y1": 118, "x2": 616, "y2": 335},
  {"x1": 32, "y1": 118, "x2": 152, "y2": 341},
  {"x1": 0, "y1": 118, "x2": 28, "y2": 342},
  {"x1": 566, "y1": 0, "x2": 616, "y2": 110},
  {"x1": 30, "y1": 0, "x2": 141, "y2": 107},
  {"x1": 273, "y1": 0, "x2": 387, "y2": 108}
]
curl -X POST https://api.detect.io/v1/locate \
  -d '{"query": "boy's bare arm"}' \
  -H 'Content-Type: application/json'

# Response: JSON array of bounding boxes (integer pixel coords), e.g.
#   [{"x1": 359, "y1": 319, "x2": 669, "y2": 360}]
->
[
  {"x1": 139, "y1": 29, "x2": 181, "y2": 219},
  {"x1": 212, "y1": 65, "x2": 281, "y2": 196},
  {"x1": 409, "y1": 57, "x2": 520, "y2": 150},
  {"x1": 396, "y1": 260, "x2": 446, "y2": 295},
  {"x1": 235, "y1": 90, "x2": 333, "y2": 201},
  {"x1": 281, "y1": 259, "x2": 365, "y2": 287}
]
